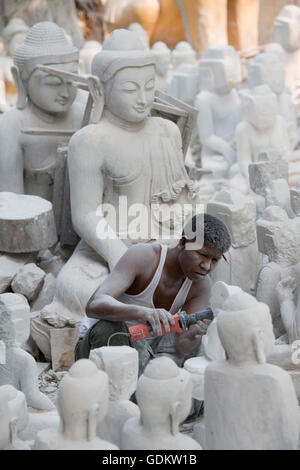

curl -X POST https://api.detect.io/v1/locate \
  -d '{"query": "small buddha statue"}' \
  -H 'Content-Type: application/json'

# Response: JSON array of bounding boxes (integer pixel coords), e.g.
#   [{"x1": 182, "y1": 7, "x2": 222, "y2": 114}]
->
[
  {"x1": 0, "y1": 18, "x2": 29, "y2": 111},
  {"x1": 236, "y1": 85, "x2": 291, "y2": 179},
  {"x1": 194, "y1": 45, "x2": 242, "y2": 176},
  {"x1": 35, "y1": 359, "x2": 118, "y2": 450},
  {"x1": 151, "y1": 41, "x2": 171, "y2": 92},
  {"x1": 0, "y1": 297, "x2": 54, "y2": 411},
  {"x1": 90, "y1": 346, "x2": 140, "y2": 448},
  {"x1": 121, "y1": 357, "x2": 202, "y2": 450},
  {"x1": 256, "y1": 206, "x2": 300, "y2": 338},
  {"x1": 0, "y1": 21, "x2": 84, "y2": 201},
  {"x1": 270, "y1": 5, "x2": 300, "y2": 98},
  {"x1": 0, "y1": 384, "x2": 31, "y2": 450},
  {"x1": 207, "y1": 188, "x2": 261, "y2": 294},
  {"x1": 205, "y1": 290, "x2": 299, "y2": 450},
  {"x1": 248, "y1": 52, "x2": 298, "y2": 151}
]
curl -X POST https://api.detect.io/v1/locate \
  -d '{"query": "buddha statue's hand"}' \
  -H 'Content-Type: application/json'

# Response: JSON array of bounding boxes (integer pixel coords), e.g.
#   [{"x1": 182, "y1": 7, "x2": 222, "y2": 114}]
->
[
  {"x1": 141, "y1": 307, "x2": 175, "y2": 337},
  {"x1": 277, "y1": 276, "x2": 297, "y2": 304}
]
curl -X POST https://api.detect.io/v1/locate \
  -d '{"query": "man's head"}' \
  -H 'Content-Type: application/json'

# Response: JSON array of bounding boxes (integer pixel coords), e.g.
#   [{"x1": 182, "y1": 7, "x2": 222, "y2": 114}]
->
[
  {"x1": 178, "y1": 213, "x2": 231, "y2": 280},
  {"x1": 12, "y1": 21, "x2": 79, "y2": 112}
]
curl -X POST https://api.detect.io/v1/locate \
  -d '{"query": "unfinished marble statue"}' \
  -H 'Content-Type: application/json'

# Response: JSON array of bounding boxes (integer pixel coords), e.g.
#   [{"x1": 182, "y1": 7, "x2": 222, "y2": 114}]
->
[
  {"x1": 171, "y1": 42, "x2": 196, "y2": 69},
  {"x1": 0, "y1": 21, "x2": 84, "y2": 201},
  {"x1": 184, "y1": 282, "x2": 241, "y2": 402},
  {"x1": 0, "y1": 297, "x2": 54, "y2": 411},
  {"x1": 236, "y1": 85, "x2": 291, "y2": 179},
  {"x1": 33, "y1": 28, "x2": 199, "y2": 356},
  {"x1": 248, "y1": 149, "x2": 291, "y2": 218},
  {"x1": 90, "y1": 346, "x2": 140, "y2": 448},
  {"x1": 79, "y1": 40, "x2": 102, "y2": 75},
  {"x1": 276, "y1": 273, "x2": 300, "y2": 345},
  {"x1": 194, "y1": 45, "x2": 242, "y2": 176},
  {"x1": 207, "y1": 189, "x2": 260, "y2": 294},
  {"x1": 256, "y1": 206, "x2": 300, "y2": 338},
  {"x1": 248, "y1": 52, "x2": 298, "y2": 151},
  {"x1": 121, "y1": 357, "x2": 201, "y2": 450},
  {"x1": 271, "y1": 5, "x2": 300, "y2": 99},
  {"x1": 205, "y1": 290, "x2": 299, "y2": 450},
  {"x1": 128, "y1": 23, "x2": 149, "y2": 49},
  {"x1": 169, "y1": 63, "x2": 200, "y2": 106},
  {"x1": 0, "y1": 18, "x2": 29, "y2": 112},
  {"x1": 0, "y1": 385, "x2": 31, "y2": 450},
  {"x1": 151, "y1": 41, "x2": 171, "y2": 92},
  {"x1": 35, "y1": 359, "x2": 119, "y2": 450}
]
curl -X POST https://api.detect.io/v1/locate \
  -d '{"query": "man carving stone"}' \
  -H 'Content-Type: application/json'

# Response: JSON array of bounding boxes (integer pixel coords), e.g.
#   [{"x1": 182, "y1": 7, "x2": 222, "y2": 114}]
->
[{"x1": 75, "y1": 214, "x2": 231, "y2": 374}]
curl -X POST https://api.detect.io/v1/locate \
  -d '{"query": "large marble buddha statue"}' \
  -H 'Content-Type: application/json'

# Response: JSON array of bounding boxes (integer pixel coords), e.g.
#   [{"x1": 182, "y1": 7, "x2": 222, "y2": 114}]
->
[
  {"x1": 32, "y1": 29, "x2": 199, "y2": 359},
  {"x1": 0, "y1": 21, "x2": 84, "y2": 202}
]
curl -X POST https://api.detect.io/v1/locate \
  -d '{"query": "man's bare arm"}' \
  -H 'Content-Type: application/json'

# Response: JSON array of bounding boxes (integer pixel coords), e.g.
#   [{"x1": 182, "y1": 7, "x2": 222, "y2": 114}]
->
[
  {"x1": 175, "y1": 276, "x2": 212, "y2": 357},
  {"x1": 86, "y1": 244, "x2": 175, "y2": 336}
]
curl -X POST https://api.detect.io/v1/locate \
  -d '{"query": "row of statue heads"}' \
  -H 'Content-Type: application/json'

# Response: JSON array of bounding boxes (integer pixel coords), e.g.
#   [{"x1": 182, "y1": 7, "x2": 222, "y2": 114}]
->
[{"x1": 1, "y1": 281, "x2": 299, "y2": 450}]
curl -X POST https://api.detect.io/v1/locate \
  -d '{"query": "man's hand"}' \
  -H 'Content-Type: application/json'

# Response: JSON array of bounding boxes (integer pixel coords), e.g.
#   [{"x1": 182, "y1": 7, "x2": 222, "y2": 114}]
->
[
  {"x1": 175, "y1": 319, "x2": 211, "y2": 357},
  {"x1": 277, "y1": 276, "x2": 297, "y2": 304},
  {"x1": 141, "y1": 308, "x2": 175, "y2": 336}
]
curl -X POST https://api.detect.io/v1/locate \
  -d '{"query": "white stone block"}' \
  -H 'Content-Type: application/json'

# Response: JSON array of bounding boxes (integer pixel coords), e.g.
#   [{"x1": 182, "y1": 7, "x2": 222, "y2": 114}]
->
[{"x1": 11, "y1": 263, "x2": 45, "y2": 301}]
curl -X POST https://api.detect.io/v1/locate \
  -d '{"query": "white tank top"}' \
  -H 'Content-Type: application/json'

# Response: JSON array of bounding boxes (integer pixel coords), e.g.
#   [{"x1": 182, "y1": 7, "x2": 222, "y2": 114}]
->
[{"x1": 79, "y1": 244, "x2": 193, "y2": 337}]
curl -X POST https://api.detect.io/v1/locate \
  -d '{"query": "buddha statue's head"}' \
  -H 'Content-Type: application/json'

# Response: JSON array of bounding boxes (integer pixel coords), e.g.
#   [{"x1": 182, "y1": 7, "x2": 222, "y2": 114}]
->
[
  {"x1": 92, "y1": 29, "x2": 156, "y2": 124},
  {"x1": 240, "y1": 85, "x2": 278, "y2": 130},
  {"x1": 274, "y1": 5, "x2": 300, "y2": 52},
  {"x1": 89, "y1": 346, "x2": 138, "y2": 401},
  {"x1": 57, "y1": 359, "x2": 109, "y2": 441},
  {"x1": 151, "y1": 41, "x2": 171, "y2": 78},
  {"x1": 256, "y1": 205, "x2": 300, "y2": 266},
  {"x1": 12, "y1": 21, "x2": 79, "y2": 113},
  {"x1": 2, "y1": 18, "x2": 29, "y2": 57},
  {"x1": 217, "y1": 291, "x2": 275, "y2": 365},
  {"x1": 248, "y1": 52, "x2": 285, "y2": 95},
  {"x1": 207, "y1": 189, "x2": 256, "y2": 248},
  {"x1": 128, "y1": 23, "x2": 149, "y2": 50},
  {"x1": 171, "y1": 41, "x2": 196, "y2": 69},
  {"x1": 199, "y1": 45, "x2": 242, "y2": 95},
  {"x1": 136, "y1": 357, "x2": 193, "y2": 435}
]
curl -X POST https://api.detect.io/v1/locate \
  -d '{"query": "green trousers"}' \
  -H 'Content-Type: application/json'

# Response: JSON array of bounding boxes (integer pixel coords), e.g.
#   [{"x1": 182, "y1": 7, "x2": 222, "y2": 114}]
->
[{"x1": 75, "y1": 319, "x2": 187, "y2": 376}]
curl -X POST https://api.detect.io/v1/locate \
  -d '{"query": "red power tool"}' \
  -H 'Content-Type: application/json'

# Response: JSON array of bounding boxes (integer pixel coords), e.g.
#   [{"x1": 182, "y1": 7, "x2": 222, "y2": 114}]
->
[{"x1": 129, "y1": 308, "x2": 214, "y2": 341}]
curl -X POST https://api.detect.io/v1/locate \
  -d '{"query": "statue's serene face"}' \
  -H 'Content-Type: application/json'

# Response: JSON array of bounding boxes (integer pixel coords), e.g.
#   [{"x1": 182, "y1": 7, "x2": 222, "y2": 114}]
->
[
  {"x1": 26, "y1": 61, "x2": 78, "y2": 113},
  {"x1": 105, "y1": 65, "x2": 155, "y2": 123}
]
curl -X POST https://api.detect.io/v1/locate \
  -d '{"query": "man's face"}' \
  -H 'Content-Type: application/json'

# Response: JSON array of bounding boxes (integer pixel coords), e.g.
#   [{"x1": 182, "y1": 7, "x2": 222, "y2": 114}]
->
[
  {"x1": 26, "y1": 61, "x2": 78, "y2": 113},
  {"x1": 104, "y1": 65, "x2": 156, "y2": 123},
  {"x1": 178, "y1": 240, "x2": 222, "y2": 280}
]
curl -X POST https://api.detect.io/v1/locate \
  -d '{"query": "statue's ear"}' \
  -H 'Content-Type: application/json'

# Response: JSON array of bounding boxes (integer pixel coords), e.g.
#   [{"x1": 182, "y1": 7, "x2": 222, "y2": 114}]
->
[
  {"x1": 252, "y1": 329, "x2": 266, "y2": 364},
  {"x1": 87, "y1": 75, "x2": 104, "y2": 124},
  {"x1": 11, "y1": 65, "x2": 27, "y2": 109},
  {"x1": 87, "y1": 403, "x2": 99, "y2": 441},
  {"x1": 170, "y1": 401, "x2": 181, "y2": 436}
]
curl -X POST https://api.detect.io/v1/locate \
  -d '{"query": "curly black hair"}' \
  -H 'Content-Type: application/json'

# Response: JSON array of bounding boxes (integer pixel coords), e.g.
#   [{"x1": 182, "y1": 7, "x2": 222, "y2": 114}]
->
[{"x1": 182, "y1": 213, "x2": 231, "y2": 254}]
